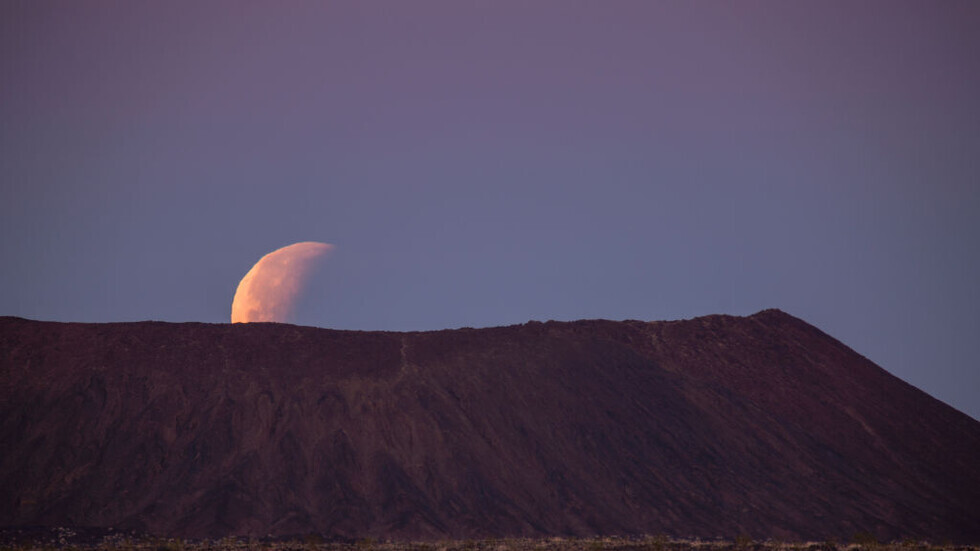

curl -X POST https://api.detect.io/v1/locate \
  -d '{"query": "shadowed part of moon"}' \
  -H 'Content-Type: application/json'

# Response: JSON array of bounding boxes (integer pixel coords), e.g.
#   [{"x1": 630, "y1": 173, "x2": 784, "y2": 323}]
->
[{"x1": 231, "y1": 241, "x2": 334, "y2": 323}]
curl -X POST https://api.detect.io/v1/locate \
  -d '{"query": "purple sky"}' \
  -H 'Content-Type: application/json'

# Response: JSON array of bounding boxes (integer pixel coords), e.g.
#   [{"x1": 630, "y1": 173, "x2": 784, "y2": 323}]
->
[{"x1": 2, "y1": 1, "x2": 978, "y2": 420}]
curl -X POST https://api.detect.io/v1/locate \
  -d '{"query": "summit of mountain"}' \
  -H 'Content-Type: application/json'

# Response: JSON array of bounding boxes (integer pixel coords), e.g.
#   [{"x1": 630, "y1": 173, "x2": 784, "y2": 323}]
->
[{"x1": 1, "y1": 310, "x2": 978, "y2": 542}]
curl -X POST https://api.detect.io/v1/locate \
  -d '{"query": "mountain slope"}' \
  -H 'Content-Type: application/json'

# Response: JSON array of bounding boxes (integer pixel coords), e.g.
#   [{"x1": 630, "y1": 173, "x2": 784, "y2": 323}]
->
[{"x1": 1, "y1": 310, "x2": 978, "y2": 541}]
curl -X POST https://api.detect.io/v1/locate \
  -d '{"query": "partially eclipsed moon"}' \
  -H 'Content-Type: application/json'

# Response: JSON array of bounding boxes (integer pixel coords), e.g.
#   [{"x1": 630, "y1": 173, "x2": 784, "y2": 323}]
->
[{"x1": 231, "y1": 241, "x2": 334, "y2": 323}]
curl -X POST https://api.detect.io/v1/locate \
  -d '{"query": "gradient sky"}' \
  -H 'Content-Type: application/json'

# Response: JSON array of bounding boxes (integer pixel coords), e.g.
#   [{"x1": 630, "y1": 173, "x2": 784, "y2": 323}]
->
[{"x1": 2, "y1": 1, "x2": 978, "y2": 420}]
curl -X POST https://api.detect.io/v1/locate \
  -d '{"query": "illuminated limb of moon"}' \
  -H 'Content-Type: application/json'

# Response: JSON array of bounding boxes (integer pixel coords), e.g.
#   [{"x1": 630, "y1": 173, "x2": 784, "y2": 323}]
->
[{"x1": 231, "y1": 241, "x2": 334, "y2": 323}]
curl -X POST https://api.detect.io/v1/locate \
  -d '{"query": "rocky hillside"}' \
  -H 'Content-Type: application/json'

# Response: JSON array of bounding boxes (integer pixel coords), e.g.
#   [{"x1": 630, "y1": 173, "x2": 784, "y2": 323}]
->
[{"x1": 1, "y1": 311, "x2": 978, "y2": 541}]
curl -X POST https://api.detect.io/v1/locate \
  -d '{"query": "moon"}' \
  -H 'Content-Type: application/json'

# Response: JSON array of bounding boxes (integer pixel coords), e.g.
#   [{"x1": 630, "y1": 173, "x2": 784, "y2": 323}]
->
[{"x1": 231, "y1": 241, "x2": 334, "y2": 323}]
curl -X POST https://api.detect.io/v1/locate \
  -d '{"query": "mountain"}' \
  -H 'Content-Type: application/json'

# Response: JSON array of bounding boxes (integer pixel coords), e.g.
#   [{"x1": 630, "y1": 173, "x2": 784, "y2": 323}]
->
[{"x1": 1, "y1": 310, "x2": 978, "y2": 542}]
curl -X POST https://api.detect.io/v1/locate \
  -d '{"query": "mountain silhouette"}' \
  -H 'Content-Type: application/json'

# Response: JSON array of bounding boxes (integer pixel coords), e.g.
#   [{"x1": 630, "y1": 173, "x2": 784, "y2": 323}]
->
[{"x1": 2, "y1": 310, "x2": 978, "y2": 542}]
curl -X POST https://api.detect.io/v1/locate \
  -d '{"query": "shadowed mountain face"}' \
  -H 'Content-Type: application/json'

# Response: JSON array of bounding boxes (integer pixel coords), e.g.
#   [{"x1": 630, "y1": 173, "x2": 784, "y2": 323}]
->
[{"x1": 2, "y1": 310, "x2": 978, "y2": 542}]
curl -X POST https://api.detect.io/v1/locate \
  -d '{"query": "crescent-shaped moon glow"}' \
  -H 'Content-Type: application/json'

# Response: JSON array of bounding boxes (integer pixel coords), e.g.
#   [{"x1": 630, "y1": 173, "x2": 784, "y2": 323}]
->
[{"x1": 231, "y1": 241, "x2": 334, "y2": 323}]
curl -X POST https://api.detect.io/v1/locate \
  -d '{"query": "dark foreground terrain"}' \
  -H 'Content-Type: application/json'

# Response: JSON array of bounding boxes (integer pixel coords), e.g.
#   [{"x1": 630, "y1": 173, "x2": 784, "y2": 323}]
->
[
  {"x1": 1, "y1": 531, "x2": 979, "y2": 551},
  {"x1": 2, "y1": 310, "x2": 979, "y2": 542}
]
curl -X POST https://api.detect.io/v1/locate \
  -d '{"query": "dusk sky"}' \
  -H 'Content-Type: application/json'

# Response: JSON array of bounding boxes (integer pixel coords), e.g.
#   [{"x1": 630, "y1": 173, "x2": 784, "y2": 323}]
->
[{"x1": 2, "y1": 2, "x2": 978, "y2": 420}]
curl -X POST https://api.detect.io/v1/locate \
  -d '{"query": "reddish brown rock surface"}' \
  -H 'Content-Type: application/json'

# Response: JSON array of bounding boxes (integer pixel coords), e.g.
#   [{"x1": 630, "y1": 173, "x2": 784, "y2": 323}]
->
[{"x1": 1, "y1": 310, "x2": 978, "y2": 541}]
